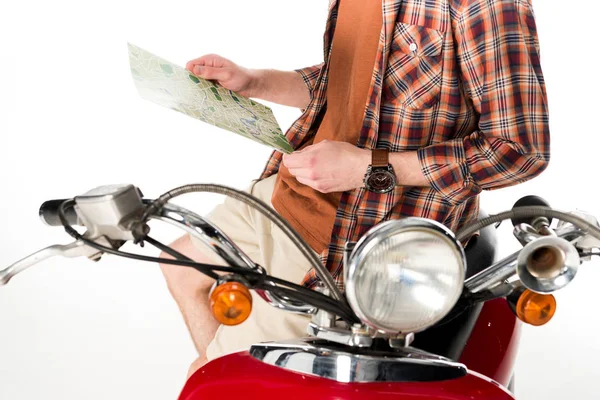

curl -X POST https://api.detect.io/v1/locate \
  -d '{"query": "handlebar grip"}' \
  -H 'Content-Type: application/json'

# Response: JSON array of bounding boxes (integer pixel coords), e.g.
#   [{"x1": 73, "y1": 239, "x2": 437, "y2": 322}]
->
[
  {"x1": 511, "y1": 195, "x2": 552, "y2": 227},
  {"x1": 39, "y1": 199, "x2": 79, "y2": 227}
]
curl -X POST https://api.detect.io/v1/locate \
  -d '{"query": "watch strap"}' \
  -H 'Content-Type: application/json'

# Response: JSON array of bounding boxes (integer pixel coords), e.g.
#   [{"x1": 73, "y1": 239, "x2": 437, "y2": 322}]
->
[{"x1": 372, "y1": 149, "x2": 389, "y2": 168}]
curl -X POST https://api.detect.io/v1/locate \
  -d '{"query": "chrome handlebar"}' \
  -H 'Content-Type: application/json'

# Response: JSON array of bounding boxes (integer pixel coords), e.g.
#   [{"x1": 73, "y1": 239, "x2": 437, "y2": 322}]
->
[
  {"x1": 2, "y1": 185, "x2": 599, "y2": 320},
  {"x1": 0, "y1": 194, "x2": 318, "y2": 315},
  {"x1": 153, "y1": 204, "x2": 317, "y2": 314},
  {"x1": 464, "y1": 216, "x2": 594, "y2": 300},
  {"x1": 153, "y1": 203, "x2": 258, "y2": 271}
]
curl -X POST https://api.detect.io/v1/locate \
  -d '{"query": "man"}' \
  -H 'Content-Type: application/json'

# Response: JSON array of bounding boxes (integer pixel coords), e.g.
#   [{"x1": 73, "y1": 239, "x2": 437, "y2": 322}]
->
[{"x1": 160, "y1": 0, "x2": 550, "y2": 377}]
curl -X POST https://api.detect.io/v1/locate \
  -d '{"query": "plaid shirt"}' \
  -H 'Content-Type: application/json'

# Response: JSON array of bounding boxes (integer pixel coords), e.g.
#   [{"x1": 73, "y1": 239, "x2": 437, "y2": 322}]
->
[{"x1": 261, "y1": 0, "x2": 550, "y2": 290}]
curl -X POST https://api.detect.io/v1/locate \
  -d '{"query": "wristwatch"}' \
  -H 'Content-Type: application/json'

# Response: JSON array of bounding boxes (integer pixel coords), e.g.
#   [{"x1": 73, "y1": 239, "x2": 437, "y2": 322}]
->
[{"x1": 363, "y1": 149, "x2": 397, "y2": 194}]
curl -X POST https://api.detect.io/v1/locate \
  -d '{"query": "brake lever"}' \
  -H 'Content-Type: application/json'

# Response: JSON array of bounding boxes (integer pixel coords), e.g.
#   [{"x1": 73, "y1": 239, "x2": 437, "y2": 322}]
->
[
  {"x1": 0, "y1": 237, "x2": 112, "y2": 286},
  {"x1": 553, "y1": 211, "x2": 600, "y2": 261}
]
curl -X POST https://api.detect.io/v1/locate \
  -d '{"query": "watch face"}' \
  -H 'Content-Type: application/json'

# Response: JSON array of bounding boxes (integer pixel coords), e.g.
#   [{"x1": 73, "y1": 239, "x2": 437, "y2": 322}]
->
[{"x1": 367, "y1": 169, "x2": 396, "y2": 193}]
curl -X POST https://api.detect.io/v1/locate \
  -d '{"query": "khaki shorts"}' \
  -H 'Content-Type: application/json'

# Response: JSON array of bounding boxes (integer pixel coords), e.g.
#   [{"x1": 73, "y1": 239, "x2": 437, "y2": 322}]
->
[{"x1": 190, "y1": 174, "x2": 314, "y2": 360}]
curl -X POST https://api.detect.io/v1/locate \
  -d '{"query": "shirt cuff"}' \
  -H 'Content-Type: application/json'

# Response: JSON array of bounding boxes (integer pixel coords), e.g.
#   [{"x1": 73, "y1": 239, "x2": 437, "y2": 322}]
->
[
  {"x1": 294, "y1": 64, "x2": 323, "y2": 98},
  {"x1": 417, "y1": 136, "x2": 482, "y2": 205}
]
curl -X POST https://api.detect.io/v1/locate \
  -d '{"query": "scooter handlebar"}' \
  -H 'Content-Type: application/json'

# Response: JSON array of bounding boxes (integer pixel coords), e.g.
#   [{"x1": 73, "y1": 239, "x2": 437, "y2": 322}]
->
[{"x1": 39, "y1": 199, "x2": 79, "y2": 227}]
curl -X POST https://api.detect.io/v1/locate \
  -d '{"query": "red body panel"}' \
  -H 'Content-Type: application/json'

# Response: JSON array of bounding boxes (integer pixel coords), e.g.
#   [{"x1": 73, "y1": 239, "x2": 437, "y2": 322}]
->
[
  {"x1": 179, "y1": 298, "x2": 520, "y2": 399},
  {"x1": 180, "y1": 352, "x2": 514, "y2": 400},
  {"x1": 459, "y1": 298, "x2": 521, "y2": 387},
  {"x1": 179, "y1": 352, "x2": 514, "y2": 400}
]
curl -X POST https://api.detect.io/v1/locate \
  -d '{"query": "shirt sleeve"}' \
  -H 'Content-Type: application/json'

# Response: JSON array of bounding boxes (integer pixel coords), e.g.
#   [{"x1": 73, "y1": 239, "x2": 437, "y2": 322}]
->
[
  {"x1": 417, "y1": 0, "x2": 550, "y2": 206},
  {"x1": 295, "y1": 63, "x2": 324, "y2": 99}
]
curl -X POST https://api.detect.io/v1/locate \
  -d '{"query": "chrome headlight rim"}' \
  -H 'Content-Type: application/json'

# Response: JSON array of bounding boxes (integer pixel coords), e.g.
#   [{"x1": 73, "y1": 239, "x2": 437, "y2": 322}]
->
[{"x1": 345, "y1": 217, "x2": 467, "y2": 334}]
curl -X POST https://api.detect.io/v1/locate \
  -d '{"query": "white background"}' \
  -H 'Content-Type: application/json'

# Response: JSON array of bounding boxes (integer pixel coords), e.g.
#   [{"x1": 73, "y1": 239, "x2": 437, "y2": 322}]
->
[{"x1": 0, "y1": 0, "x2": 598, "y2": 399}]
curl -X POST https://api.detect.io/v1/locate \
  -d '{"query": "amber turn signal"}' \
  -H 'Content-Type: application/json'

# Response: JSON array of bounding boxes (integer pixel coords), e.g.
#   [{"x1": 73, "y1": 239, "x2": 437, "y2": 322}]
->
[
  {"x1": 209, "y1": 280, "x2": 253, "y2": 326},
  {"x1": 514, "y1": 289, "x2": 557, "y2": 326}
]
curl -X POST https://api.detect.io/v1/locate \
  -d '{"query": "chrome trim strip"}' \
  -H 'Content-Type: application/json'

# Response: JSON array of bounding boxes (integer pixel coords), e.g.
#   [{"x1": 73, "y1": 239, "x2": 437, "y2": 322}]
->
[{"x1": 249, "y1": 338, "x2": 467, "y2": 383}]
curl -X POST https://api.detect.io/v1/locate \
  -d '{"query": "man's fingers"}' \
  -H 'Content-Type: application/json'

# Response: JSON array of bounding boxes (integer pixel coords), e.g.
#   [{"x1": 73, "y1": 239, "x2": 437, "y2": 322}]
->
[
  {"x1": 282, "y1": 153, "x2": 309, "y2": 169},
  {"x1": 186, "y1": 54, "x2": 230, "y2": 72},
  {"x1": 295, "y1": 176, "x2": 331, "y2": 193},
  {"x1": 295, "y1": 176, "x2": 318, "y2": 189},
  {"x1": 192, "y1": 66, "x2": 231, "y2": 82},
  {"x1": 283, "y1": 145, "x2": 319, "y2": 168},
  {"x1": 287, "y1": 168, "x2": 318, "y2": 180}
]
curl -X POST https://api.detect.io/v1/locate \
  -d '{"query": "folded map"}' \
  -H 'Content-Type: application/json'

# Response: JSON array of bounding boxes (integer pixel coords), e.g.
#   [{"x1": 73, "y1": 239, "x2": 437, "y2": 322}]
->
[{"x1": 128, "y1": 43, "x2": 293, "y2": 153}]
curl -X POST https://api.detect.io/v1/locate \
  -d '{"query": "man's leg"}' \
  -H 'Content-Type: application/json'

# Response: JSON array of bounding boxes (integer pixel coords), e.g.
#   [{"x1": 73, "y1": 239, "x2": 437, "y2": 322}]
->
[
  {"x1": 159, "y1": 234, "x2": 220, "y2": 368},
  {"x1": 158, "y1": 174, "x2": 314, "y2": 377},
  {"x1": 157, "y1": 177, "x2": 268, "y2": 374}
]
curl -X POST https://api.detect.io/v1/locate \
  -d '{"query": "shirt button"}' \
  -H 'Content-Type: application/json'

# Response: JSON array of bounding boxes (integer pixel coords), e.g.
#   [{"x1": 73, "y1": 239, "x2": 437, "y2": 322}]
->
[{"x1": 409, "y1": 43, "x2": 417, "y2": 52}]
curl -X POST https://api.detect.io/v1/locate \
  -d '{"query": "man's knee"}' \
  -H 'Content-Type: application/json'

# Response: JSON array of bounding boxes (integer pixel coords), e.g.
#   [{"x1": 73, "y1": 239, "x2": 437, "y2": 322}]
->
[
  {"x1": 187, "y1": 356, "x2": 208, "y2": 379},
  {"x1": 159, "y1": 234, "x2": 215, "y2": 294}
]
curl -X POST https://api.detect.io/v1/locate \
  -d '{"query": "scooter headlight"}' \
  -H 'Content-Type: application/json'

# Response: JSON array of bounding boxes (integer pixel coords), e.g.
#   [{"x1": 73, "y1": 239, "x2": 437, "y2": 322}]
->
[{"x1": 345, "y1": 218, "x2": 466, "y2": 334}]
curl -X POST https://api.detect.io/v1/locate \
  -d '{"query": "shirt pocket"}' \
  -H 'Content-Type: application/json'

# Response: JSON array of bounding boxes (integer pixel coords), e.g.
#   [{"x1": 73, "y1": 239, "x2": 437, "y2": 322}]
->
[{"x1": 383, "y1": 23, "x2": 444, "y2": 110}]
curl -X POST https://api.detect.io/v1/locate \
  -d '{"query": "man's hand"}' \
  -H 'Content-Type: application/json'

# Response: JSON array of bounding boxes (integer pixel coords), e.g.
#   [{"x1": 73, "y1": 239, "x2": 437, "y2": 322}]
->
[
  {"x1": 282, "y1": 140, "x2": 370, "y2": 193},
  {"x1": 185, "y1": 54, "x2": 311, "y2": 109},
  {"x1": 186, "y1": 54, "x2": 260, "y2": 98}
]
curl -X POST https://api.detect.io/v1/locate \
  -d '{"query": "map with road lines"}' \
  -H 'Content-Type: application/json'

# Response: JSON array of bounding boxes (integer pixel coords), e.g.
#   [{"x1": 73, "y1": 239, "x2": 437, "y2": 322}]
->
[{"x1": 128, "y1": 43, "x2": 293, "y2": 153}]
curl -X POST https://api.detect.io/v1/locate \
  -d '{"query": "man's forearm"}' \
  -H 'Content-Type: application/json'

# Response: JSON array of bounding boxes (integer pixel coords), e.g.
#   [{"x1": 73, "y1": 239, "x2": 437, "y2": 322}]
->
[
  {"x1": 249, "y1": 69, "x2": 311, "y2": 109},
  {"x1": 283, "y1": 142, "x2": 432, "y2": 194},
  {"x1": 389, "y1": 151, "x2": 430, "y2": 187}
]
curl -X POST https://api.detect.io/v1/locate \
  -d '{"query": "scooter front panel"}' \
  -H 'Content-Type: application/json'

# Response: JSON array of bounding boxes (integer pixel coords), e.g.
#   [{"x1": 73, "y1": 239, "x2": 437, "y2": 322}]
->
[{"x1": 179, "y1": 351, "x2": 514, "y2": 400}]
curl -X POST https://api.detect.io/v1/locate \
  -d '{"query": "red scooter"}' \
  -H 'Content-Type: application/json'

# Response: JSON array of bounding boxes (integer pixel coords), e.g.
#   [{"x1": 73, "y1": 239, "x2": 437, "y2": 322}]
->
[{"x1": 2, "y1": 183, "x2": 597, "y2": 399}]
